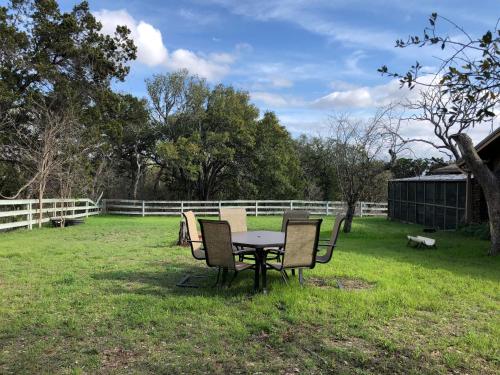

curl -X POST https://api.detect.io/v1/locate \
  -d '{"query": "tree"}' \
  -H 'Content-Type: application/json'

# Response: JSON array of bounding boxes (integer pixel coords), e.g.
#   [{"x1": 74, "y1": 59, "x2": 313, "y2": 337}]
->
[
  {"x1": 379, "y1": 14, "x2": 500, "y2": 255},
  {"x1": 295, "y1": 135, "x2": 339, "y2": 200},
  {"x1": 1, "y1": 99, "x2": 76, "y2": 227},
  {"x1": 0, "y1": 0, "x2": 137, "y2": 203},
  {"x1": 328, "y1": 112, "x2": 394, "y2": 233},
  {"x1": 390, "y1": 157, "x2": 446, "y2": 178},
  {"x1": 249, "y1": 112, "x2": 304, "y2": 199}
]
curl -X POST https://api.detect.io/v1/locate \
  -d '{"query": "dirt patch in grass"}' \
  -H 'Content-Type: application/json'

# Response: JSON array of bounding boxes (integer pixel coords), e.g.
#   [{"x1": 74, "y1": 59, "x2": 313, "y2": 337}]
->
[
  {"x1": 101, "y1": 347, "x2": 140, "y2": 372},
  {"x1": 307, "y1": 276, "x2": 375, "y2": 290}
]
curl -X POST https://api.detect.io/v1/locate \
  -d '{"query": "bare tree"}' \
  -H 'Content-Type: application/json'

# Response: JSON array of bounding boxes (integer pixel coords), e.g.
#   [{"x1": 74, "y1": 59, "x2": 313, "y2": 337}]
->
[
  {"x1": 0, "y1": 102, "x2": 72, "y2": 227},
  {"x1": 329, "y1": 110, "x2": 396, "y2": 232},
  {"x1": 388, "y1": 84, "x2": 500, "y2": 255},
  {"x1": 380, "y1": 14, "x2": 500, "y2": 255}
]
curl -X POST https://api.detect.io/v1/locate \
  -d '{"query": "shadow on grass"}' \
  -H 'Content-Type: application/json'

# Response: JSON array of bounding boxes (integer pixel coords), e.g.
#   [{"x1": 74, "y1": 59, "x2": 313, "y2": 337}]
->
[{"x1": 91, "y1": 263, "x2": 281, "y2": 298}]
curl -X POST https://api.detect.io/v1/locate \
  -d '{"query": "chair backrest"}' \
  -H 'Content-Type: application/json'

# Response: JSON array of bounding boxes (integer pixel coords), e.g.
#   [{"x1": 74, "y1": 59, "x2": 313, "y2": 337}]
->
[
  {"x1": 281, "y1": 210, "x2": 310, "y2": 232},
  {"x1": 219, "y1": 208, "x2": 247, "y2": 232},
  {"x1": 282, "y1": 219, "x2": 322, "y2": 269},
  {"x1": 320, "y1": 215, "x2": 346, "y2": 263},
  {"x1": 182, "y1": 211, "x2": 201, "y2": 253},
  {"x1": 199, "y1": 219, "x2": 236, "y2": 269}
]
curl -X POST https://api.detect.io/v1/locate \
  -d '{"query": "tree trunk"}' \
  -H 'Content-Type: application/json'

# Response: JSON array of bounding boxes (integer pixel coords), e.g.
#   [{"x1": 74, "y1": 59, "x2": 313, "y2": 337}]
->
[
  {"x1": 451, "y1": 133, "x2": 500, "y2": 255},
  {"x1": 177, "y1": 220, "x2": 189, "y2": 246},
  {"x1": 133, "y1": 153, "x2": 142, "y2": 200},
  {"x1": 38, "y1": 182, "x2": 44, "y2": 229},
  {"x1": 153, "y1": 165, "x2": 164, "y2": 197},
  {"x1": 343, "y1": 202, "x2": 356, "y2": 233}
]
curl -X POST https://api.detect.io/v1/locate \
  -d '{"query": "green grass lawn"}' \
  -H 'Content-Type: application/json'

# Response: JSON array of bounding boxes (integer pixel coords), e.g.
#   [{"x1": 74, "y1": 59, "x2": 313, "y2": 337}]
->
[{"x1": 0, "y1": 215, "x2": 499, "y2": 374}]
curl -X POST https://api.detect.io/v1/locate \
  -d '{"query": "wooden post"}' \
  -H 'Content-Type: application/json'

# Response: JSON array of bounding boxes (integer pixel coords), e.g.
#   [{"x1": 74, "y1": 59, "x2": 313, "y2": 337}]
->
[
  {"x1": 85, "y1": 200, "x2": 89, "y2": 217},
  {"x1": 181, "y1": 201, "x2": 184, "y2": 213},
  {"x1": 326, "y1": 201, "x2": 329, "y2": 216},
  {"x1": 102, "y1": 199, "x2": 106, "y2": 214},
  {"x1": 360, "y1": 202, "x2": 364, "y2": 217},
  {"x1": 218, "y1": 201, "x2": 222, "y2": 211},
  {"x1": 142, "y1": 200, "x2": 145, "y2": 217},
  {"x1": 177, "y1": 218, "x2": 189, "y2": 246},
  {"x1": 27, "y1": 202, "x2": 33, "y2": 230},
  {"x1": 290, "y1": 201, "x2": 293, "y2": 210},
  {"x1": 255, "y1": 201, "x2": 258, "y2": 216}
]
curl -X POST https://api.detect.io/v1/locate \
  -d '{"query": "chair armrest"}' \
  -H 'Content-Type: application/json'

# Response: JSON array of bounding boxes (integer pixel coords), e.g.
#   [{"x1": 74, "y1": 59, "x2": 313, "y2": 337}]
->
[
  {"x1": 233, "y1": 248, "x2": 255, "y2": 255},
  {"x1": 317, "y1": 243, "x2": 332, "y2": 248}
]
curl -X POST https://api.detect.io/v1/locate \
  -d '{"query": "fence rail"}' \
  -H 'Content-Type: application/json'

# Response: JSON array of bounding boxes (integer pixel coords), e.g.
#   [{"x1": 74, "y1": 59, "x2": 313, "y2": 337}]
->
[
  {"x1": 0, "y1": 198, "x2": 100, "y2": 231},
  {"x1": 103, "y1": 199, "x2": 387, "y2": 217}
]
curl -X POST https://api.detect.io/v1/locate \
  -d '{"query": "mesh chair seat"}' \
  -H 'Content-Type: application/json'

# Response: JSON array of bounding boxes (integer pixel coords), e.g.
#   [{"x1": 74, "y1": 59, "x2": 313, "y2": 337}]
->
[
  {"x1": 234, "y1": 261, "x2": 254, "y2": 271},
  {"x1": 193, "y1": 249, "x2": 206, "y2": 260}
]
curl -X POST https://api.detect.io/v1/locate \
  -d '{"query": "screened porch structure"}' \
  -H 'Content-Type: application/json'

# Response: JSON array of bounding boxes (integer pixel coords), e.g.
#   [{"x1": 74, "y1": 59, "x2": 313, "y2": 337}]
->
[{"x1": 388, "y1": 174, "x2": 467, "y2": 230}]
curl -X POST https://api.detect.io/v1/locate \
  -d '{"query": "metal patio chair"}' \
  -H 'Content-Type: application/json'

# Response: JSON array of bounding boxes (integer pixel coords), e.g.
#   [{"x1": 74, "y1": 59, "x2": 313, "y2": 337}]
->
[
  {"x1": 199, "y1": 219, "x2": 254, "y2": 287},
  {"x1": 266, "y1": 219, "x2": 322, "y2": 286}
]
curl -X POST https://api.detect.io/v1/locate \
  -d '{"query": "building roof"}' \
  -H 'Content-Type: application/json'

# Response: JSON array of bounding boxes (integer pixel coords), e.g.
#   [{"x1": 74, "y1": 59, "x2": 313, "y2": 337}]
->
[
  {"x1": 429, "y1": 163, "x2": 463, "y2": 175},
  {"x1": 390, "y1": 174, "x2": 467, "y2": 182},
  {"x1": 458, "y1": 126, "x2": 500, "y2": 168}
]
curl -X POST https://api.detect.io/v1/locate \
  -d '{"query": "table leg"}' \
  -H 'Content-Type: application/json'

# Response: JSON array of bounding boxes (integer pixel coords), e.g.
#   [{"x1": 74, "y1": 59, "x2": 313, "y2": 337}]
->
[
  {"x1": 261, "y1": 250, "x2": 268, "y2": 293},
  {"x1": 253, "y1": 252, "x2": 260, "y2": 291}
]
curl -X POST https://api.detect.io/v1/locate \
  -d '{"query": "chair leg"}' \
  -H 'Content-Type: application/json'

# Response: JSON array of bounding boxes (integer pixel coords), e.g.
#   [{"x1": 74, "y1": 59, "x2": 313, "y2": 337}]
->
[
  {"x1": 298, "y1": 269, "x2": 304, "y2": 286},
  {"x1": 228, "y1": 271, "x2": 238, "y2": 288},
  {"x1": 291, "y1": 269, "x2": 296, "y2": 276},
  {"x1": 280, "y1": 270, "x2": 289, "y2": 286},
  {"x1": 283, "y1": 270, "x2": 290, "y2": 279},
  {"x1": 213, "y1": 267, "x2": 221, "y2": 287},
  {"x1": 220, "y1": 267, "x2": 228, "y2": 286}
]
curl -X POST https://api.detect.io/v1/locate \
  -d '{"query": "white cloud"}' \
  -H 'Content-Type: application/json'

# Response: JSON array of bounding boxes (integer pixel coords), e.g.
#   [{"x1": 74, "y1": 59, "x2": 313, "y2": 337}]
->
[
  {"x1": 94, "y1": 9, "x2": 168, "y2": 66},
  {"x1": 251, "y1": 92, "x2": 288, "y2": 107},
  {"x1": 311, "y1": 78, "x2": 426, "y2": 109},
  {"x1": 251, "y1": 92, "x2": 305, "y2": 108},
  {"x1": 94, "y1": 9, "x2": 234, "y2": 81}
]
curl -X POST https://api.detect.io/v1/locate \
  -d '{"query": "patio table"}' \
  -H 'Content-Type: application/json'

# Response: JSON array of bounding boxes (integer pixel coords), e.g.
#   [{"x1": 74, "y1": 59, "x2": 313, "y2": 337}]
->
[{"x1": 232, "y1": 230, "x2": 284, "y2": 293}]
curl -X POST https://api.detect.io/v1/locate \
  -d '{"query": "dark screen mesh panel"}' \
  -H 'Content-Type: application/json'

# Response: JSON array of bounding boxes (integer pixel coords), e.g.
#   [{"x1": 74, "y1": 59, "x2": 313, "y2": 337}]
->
[
  {"x1": 435, "y1": 183, "x2": 444, "y2": 204},
  {"x1": 416, "y1": 183, "x2": 424, "y2": 202},
  {"x1": 401, "y1": 202, "x2": 407, "y2": 221},
  {"x1": 425, "y1": 205, "x2": 434, "y2": 227},
  {"x1": 458, "y1": 209, "x2": 466, "y2": 226},
  {"x1": 416, "y1": 204, "x2": 425, "y2": 225},
  {"x1": 408, "y1": 203, "x2": 416, "y2": 222},
  {"x1": 395, "y1": 182, "x2": 401, "y2": 200},
  {"x1": 388, "y1": 179, "x2": 466, "y2": 230},
  {"x1": 394, "y1": 201, "x2": 401, "y2": 219},
  {"x1": 435, "y1": 207, "x2": 444, "y2": 229},
  {"x1": 458, "y1": 183, "x2": 466, "y2": 208},
  {"x1": 426, "y1": 182, "x2": 435, "y2": 203},
  {"x1": 401, "y1": 183, "x2": 408, "y2": 201},
  {"x1": 445, "y1": 208, "x2": 457, "y2": 230},
  {"x1": 408, "y1": 182, "x2": 416, "y2": 202},
  {"x1": 446, "y1": 183, "x2": 457, "y2": 207}
]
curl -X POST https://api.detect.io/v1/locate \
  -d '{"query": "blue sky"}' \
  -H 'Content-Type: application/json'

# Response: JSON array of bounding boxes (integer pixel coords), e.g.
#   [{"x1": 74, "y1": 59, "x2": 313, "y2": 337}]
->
[{"x1": 15, "y1": 1, "x2": 500, "y2": 151}]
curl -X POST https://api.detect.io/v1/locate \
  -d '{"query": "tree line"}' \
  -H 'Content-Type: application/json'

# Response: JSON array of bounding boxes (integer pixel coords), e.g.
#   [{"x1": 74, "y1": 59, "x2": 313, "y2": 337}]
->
[
  {"x1": 1, "y1": 2, "x2": 498, "y2": 253},
  {"x1": 0, "y1": 0, "x2": 406, "y2": 206}
]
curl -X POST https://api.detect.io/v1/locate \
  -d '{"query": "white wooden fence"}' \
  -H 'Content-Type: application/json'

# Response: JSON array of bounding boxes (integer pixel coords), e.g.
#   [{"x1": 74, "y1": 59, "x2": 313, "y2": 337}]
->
[
  {"x1": 0, "y1": 198, "x2": 100, "y2": 231},
  {"x1": 102, "y1": 199, "x2": 387, "y2": 217}
]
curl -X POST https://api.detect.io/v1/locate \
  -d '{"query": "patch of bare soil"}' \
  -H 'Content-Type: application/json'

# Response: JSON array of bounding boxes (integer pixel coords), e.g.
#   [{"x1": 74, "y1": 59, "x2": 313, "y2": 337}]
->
[
  {"x1": 307, "y1": 276, "x2": 375, "y2": 290},
  {"x1": 101, "y1": 347, "x2": 139, "y2": 372}
]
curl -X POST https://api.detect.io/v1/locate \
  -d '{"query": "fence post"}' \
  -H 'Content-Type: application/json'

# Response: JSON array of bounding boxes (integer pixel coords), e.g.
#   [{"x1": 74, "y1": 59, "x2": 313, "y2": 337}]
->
[
  {"x1": 218, "y1": 201, "x2": 222, "y2": 211},
  {"x1": 326, "y1": 201, "x2": 329, "y2": 216},
  {"x1": 85, "y1": 200, "x2": 89, "y2": 217},
  {"x1": 290, "y1": 201, "x2": 293, "y2": 210},
  {"x1": 181, "y1": 201, "x2": 184, "y2": 213},
  {"x1": 102, "y1": 199, "x2": 106, "y2": 214},
  {"x1": 360, "y1": 202, "x2": 364, "y2": 217},
  {"x1": 142, "y1": 200, "x2": 145, "y2": 217},
  {"x1": 53, "y1": 202, "x2": 56, "y2": 218},
  {"x1": 255, "y1": 201, "x2": 258, "y2": 217},
  {"x1": 27, "y1": 202, "x2": 33, "y2": 230}
]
